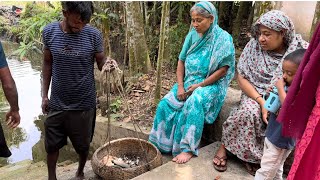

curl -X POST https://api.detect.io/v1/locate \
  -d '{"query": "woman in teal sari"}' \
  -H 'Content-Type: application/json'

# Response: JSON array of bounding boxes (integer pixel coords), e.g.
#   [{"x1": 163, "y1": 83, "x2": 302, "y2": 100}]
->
[{"x1": 149, "y1": 1, "x2": 235, "y2": 164}]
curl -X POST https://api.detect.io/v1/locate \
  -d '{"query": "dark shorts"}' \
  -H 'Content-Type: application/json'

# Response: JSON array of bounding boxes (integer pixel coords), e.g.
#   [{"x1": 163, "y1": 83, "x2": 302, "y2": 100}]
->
[{"x1": 44, "y1": 109, "x2": 96, "y2": 154}]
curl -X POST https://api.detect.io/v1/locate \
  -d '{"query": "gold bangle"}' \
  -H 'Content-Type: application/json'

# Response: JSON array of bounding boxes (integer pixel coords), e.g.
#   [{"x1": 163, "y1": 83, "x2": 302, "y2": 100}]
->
[{"x1": 255, "y1": 95, "x2": 262, "y2": 101}]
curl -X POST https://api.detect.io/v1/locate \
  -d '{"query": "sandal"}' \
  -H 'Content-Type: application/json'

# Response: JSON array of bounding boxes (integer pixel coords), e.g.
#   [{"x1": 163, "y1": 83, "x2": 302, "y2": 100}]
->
[{"x1": 213, "y1": 155, "x2": 227, "y2": 172}]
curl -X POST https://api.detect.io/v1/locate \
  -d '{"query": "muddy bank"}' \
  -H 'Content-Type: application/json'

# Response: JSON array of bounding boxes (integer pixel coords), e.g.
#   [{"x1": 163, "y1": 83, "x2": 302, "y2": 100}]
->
[{"x1": 0, "y1": 5, "x2": 22, "y2": 42}]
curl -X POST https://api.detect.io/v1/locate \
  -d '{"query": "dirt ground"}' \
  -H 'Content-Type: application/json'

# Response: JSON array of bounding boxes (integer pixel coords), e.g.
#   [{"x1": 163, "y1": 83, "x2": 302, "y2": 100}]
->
[
  {"x1": 96, "y1": 62, "x2": 240, "y2": 129},
  {"x1": 96, "y1": 66, "x2": 176, "y2": 128}
]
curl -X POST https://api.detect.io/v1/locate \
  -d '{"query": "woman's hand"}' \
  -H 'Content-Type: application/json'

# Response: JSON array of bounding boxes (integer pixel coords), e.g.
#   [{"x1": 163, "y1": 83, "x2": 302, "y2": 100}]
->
[
  {"x1": 177, "y1": 85, "x2": 187, "y2": 101},
  {"x1": 266, "y1": 86, "x2": 273, "y2": 94},
  {"x1": 257, "y1": 97, "x2": 268, "y2": 124},
  {"x1": 261, "y1": 105, "x2": 269, "y2": 124},
  {"x1": 187, "y1": 83, "x2": 201, "y2": 93}
]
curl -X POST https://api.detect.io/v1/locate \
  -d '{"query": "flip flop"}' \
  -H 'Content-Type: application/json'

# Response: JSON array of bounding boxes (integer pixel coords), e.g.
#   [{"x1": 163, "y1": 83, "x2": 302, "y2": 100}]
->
[{"x1": 213, "y1": 155, "x2": 227, "y2": 172}]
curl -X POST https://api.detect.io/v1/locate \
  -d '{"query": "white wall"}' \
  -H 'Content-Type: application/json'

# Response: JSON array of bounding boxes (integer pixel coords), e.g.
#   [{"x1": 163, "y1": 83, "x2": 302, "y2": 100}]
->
[{"x1": 278, "y1": 1, "x2": 317, "y2": 41}]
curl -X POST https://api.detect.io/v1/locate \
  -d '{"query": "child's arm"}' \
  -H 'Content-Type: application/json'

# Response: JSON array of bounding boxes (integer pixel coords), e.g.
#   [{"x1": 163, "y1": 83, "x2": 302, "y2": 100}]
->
[{"x1": 275, "y1": 78, "x2": 286, "y2": 104}]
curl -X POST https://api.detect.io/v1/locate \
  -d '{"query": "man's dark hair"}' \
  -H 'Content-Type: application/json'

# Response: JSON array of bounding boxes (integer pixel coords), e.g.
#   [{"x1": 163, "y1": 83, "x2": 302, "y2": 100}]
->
[
  {"x1": 61, "y1": 1, "x2": 94, "y2": 22},
  {"x1": 284, "y1": 48, "x2": 307, "y2": 66}
]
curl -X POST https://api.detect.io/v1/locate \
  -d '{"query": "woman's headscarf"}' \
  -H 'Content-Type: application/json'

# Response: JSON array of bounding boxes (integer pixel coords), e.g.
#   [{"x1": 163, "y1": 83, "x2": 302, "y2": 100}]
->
[
  {"x1": 237, "y1": 10, "x2": 309, "y2": 94},
  {"x1": 278, "y1": 23, "x2": 320, "y2": 138},
  {"x1": 180, "y1": 1, "x2": 235, "y2": 85}
]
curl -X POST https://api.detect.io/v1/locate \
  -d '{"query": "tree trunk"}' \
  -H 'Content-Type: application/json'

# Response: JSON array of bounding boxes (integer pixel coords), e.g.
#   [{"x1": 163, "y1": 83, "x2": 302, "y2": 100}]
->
[
  {"x1": 126, "y1": 3, "x2": 136, "y2": 75},
  {"x1": 259, "y1": 1, "x2": 275, "y2": 16},
  {"x1": 162, "y1": 2, "x2": 171, "y2": 65},
  {"x1": 155, "y1": 1, "x2": 170, "y2": 104},
  {"x1": 274, "y1": 1, "x2": 283, "y2": 10},
  {"x1": 144, "y1": 1, "x2": 149, "y2": 39},
  {"x1": 228, "y1": 2, "x2": 239, "y2": 34},
  {"x1": 253, "y1": 1, "x2": 262, "y2": 23},
  {"x1": 126, "y1": 1, "x2": 152, "y2": 74},
  {"x1": 93, "y1": 2, "x2": 112, "y2": 57},
  {"x1": 218, "y1": 1, "x2": 233, "y2": 33},
  {"x1": 152, "y1": 2, "x2": 158, "y2": 26},
  {"x1": 123, "y1": 5, "x2": 128, "y2": 67},
  {"x1": 247, "y1": 2, "x2": 255, "y2": 28},
  {"x1": 232, "y1": 1, "x2": 252, "y2": 46},
  {"x1": 310, "y1": 2, "x2": 320, "y2": 39}
]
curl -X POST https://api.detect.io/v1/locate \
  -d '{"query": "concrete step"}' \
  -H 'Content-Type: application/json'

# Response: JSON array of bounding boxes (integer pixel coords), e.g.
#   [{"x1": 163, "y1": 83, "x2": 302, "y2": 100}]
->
[
  {"x1": 55, "y1": 153, "x2": 173, "y2": 180},
  {"x1": 133, "y1": 142, "x2": 253, "y2": 180}
]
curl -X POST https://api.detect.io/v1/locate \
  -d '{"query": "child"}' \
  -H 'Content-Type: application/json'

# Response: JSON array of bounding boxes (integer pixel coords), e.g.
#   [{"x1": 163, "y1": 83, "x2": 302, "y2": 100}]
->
[{"x1": 254, "y1": 48, "x2": 306, "y2": 180}]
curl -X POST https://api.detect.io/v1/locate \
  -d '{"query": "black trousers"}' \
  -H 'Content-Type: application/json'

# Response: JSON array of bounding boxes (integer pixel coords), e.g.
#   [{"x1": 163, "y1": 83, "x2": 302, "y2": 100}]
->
[{"x1": 0, "y1": 123, "x2": 11, "y2": 157}]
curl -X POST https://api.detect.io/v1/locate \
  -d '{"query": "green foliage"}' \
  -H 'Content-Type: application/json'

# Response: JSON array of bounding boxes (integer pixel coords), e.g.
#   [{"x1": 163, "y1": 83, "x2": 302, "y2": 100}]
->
[
  {"x1": 91, "y1": 10, "x2": 119, "y2": 26},
  {"x1": 170, "y1": 1, "x2": 194, "y2": 23},
  {"x1": 168, "y1": 22, "x2": 189, "y2": 67},
  {"x1": 5, "y1": 128, "x2": 27, "y2": 148},
  {"x1": 11, "y1": 2, "x2": 62, "y2": 59},
  {"x1": 110, "y1": 98, "x2": 122, "y2": 113}
]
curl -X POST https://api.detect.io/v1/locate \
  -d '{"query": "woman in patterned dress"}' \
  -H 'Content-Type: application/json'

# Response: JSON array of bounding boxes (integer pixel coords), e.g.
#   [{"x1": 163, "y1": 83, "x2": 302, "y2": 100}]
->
[
  {"x1": 149, "y1": 1, "x2": 235, "y2": 164},
  {"x1": 213, "y1": 10, "x2": 309, "y2": 173}
]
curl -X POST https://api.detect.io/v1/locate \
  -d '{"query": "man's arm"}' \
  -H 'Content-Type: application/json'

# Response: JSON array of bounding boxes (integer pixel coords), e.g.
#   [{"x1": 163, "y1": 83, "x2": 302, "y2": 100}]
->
[
  {"x1": 95, "y1": 52, "x2": 105, "y2": 71},
  {"x1": 41, "y1": 49, "x2": 52, "y2": 114},
  {"x1": 0, "y1": 67, "x2": 20, "y2": 128}
]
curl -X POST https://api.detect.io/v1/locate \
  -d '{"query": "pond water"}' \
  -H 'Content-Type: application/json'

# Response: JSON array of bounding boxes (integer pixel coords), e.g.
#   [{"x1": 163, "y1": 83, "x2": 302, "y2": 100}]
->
[{"x1": 0, "y1": 41, "x2": 79, "y2": 167}]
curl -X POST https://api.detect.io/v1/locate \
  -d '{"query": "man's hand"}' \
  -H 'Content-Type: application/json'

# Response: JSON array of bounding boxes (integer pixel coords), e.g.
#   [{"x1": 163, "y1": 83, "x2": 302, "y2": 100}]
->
[
  {"x1": 6, "y1": 109, "x2": 20, "y2": 128},
  {"x1": 102, "y1": 58, "x2": 117, "y2": 72},
  {"x1": 41, "y1": 97, "x2": 49, "y2": 114}
]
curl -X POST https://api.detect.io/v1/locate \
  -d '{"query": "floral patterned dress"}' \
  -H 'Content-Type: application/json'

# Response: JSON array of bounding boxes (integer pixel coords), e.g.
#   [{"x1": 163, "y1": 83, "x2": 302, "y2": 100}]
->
[{"x1": 221, "y1": 10, "x2": 309, "y2": 163}]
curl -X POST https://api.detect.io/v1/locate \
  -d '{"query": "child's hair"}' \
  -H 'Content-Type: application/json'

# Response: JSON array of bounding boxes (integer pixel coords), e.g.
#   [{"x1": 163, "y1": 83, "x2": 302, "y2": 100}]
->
[{"x1": 283, "y1": 48, "x2": 306, "y2": 66}]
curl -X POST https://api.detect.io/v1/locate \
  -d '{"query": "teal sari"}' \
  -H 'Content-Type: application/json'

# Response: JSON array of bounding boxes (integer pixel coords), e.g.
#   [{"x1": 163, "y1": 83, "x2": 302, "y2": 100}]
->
[{"x1": 149, "y1": 1, "x2": 235, "y2": 156}]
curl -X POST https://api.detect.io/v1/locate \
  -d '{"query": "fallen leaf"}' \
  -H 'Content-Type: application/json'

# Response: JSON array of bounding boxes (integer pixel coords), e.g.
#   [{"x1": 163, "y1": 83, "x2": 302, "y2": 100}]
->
[
  {"x1": 123, "y1": 116, "x2": 132, "y2": 123},
  {"x1": 143, "y1": 85, "x2": 150, "y2": 91}
]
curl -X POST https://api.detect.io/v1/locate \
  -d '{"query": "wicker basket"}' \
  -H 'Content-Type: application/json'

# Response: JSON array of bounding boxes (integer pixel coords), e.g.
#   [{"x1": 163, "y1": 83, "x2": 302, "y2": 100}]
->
[{"x1": 91, "y1": 137, "x2": 162, "y2": 179}]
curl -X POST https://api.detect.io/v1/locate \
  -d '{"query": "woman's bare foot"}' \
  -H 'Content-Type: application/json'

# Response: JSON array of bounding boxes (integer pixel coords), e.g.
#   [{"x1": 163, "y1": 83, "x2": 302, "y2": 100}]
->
[
  {"x1": 172, "y1": 156, "x2": 178, "y2": 162},
  {"x1": 213, "y1": 144, "x2": 227, "y2": 167},
  {"x1": 172, "y1": 152, "x2": 193, "y2": 164}
]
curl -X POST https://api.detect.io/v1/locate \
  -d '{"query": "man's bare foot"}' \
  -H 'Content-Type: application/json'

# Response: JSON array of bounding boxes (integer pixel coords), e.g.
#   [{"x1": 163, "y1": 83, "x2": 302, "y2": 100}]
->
[
  {"x1": 75, "y1": 171, "x2": 84, "y2": 180},
  {"x1": 213, "y1": 144, "x2": 227, "y2": 166},
  {"x1": 173, "y1": 152, "x2": 193, "y2": 164}
]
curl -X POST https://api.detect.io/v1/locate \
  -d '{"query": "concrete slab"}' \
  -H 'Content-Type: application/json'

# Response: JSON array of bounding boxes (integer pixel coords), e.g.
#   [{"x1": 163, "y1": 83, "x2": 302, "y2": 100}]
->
[
  {"x1": 56, "y1": 160, "x2": 101, "y2": 180},
  {"x1": 91, "y1": 116, "x2": 150, "y2": 151},
  {"x1": 133, "y1": 142, "x2": 253, "y2": 180},
  {"x1": 202, "y1": 88, "x2": 241, "y2": 143},
  {"x1": 54, "y1": 153, "x2": 174, "y2": 180}
]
